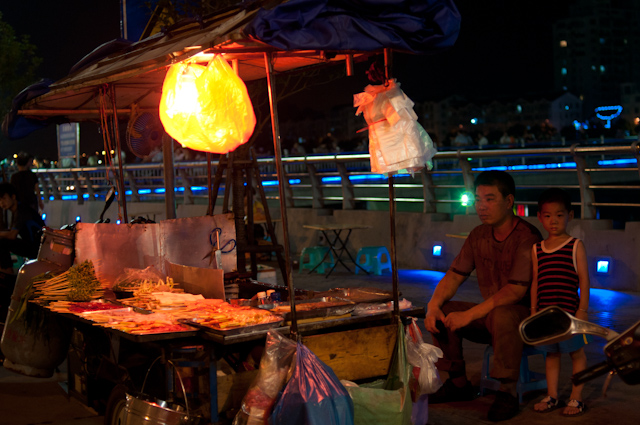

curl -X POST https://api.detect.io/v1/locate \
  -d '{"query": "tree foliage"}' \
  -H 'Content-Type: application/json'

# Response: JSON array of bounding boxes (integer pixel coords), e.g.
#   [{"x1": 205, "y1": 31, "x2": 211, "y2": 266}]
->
[{"x1": 0, "y1": 11, "x2": 42, "y2": 118}]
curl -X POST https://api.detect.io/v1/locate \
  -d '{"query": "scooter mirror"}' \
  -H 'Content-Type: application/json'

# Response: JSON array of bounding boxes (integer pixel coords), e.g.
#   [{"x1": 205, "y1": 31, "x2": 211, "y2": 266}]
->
[
  {"x1": 603, "y1": 320, "x2": 640, "y2": 385},
  {"x1": 520, "y1": 306, "x2": 619, "y2": 345},
  {"x1": 520, "y1": 307, "x2": 573, "y2": 345}
]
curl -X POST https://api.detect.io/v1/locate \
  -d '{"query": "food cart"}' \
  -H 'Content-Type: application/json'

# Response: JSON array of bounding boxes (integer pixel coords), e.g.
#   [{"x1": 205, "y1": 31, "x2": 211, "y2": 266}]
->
[{"x1": 2, "y1": 1, "x2": 461, "y2": 423}]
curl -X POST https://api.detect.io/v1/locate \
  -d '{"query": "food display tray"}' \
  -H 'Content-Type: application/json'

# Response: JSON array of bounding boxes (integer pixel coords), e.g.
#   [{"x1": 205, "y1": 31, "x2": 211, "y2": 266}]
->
[
  {"x1": 274, "y1": 297, "x2": 356, "y2": 321},
  {"x1": 178, "y1": 319, "x2": 284, "y2": 336},
  {"x1": 315, "y1": 287, "x2": 395, "y2": 304}
]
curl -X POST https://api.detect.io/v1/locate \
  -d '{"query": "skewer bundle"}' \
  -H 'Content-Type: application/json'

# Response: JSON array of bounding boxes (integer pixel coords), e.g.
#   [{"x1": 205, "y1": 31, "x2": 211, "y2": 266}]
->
[{"x1": 33, "y1": 260, "x2": 108, "y2": 302}]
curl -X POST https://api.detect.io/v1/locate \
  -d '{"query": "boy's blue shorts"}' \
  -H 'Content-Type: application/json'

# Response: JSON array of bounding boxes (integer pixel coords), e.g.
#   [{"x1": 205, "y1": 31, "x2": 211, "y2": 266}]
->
[{"x1": 537, "y1": 334, "x2": 592, "y2": 354}]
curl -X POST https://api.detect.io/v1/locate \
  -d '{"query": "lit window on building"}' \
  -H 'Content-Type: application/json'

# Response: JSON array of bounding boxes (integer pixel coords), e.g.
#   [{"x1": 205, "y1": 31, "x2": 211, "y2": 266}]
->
[
  {"x1": 561, "y1": 67, "x2": 567, "y2": 75},
  {"x1": 560, "y1": 40, "x2": 567, "y2": 47}
]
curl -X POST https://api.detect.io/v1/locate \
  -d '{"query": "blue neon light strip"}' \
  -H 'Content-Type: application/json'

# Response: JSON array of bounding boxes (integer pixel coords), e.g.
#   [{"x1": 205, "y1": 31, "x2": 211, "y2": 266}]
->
[
  {"x1": 322, "y1": 174, "x2": 410, "y2": 184},
  {"x1": 598, "y1": 158, "x2": 637, "y2": 166},
  {"x1": 474, "y1": 162, "x2": 577, "y2": 172},
  {"x1": 261, "y1": 179, "x2": 301, "y2": 186}
]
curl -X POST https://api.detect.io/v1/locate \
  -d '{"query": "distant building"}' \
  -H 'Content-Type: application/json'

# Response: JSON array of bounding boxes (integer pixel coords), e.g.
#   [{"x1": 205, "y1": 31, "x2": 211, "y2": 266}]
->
[
  {"x1": 552, "y1": 0, "x2": 640, "y2": 115},
  {"x1": 549, "y1": 92, "x2": 583, "y2": 132},
  {"x1": 620, "y1": 82, "x2": 640, "y2": 128}
]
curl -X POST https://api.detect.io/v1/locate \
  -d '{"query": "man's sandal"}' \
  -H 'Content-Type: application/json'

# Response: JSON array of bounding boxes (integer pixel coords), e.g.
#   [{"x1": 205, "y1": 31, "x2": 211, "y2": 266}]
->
[
  {"x1": 534, "y1": 396, "x2": 563, "y2": 413},
  {"x1": 563, "y1": 399, "x2": 586, "y2": 416}
]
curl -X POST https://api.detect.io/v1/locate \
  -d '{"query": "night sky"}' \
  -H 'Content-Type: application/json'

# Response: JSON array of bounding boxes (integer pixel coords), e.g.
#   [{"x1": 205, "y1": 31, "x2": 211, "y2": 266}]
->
[{"x1": 0, "y1": 0, "x2": 570, "y2": 160}]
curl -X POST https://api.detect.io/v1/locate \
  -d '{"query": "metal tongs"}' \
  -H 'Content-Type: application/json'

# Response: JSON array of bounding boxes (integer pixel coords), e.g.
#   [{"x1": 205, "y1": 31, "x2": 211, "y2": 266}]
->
[{"x1": 105, "y1": 299, "x2": 154, "y2": 315}]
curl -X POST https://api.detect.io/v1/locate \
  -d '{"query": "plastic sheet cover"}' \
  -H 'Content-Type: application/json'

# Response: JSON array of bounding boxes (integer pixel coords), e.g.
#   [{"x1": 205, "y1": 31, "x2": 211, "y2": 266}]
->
[
  {"x1": 354, "y1": 79, "x2": 437, "y2": 174},
  {"x1": 244, "y1": 0, "x2": 461, "y2": 54}
]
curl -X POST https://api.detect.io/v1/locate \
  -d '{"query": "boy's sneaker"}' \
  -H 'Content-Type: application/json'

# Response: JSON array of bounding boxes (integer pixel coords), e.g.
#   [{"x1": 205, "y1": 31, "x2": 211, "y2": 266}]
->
[
  {"x1": 429, "y1": 379, "x2": 478, "y2": 404},
  {"x1": 487, "y1": 391, "x2": 519, "y2": 422}
]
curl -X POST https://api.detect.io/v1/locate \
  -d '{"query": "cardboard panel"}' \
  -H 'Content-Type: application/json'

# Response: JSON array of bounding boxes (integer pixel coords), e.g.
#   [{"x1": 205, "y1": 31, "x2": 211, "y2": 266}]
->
[{"x1": 302, "y1": 323, "x2": 397, "y2": 381}]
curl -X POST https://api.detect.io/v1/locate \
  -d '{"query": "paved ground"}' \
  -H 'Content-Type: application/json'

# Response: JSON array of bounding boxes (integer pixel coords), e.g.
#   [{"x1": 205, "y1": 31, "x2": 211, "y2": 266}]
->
[{"x1": 1, "y1": 263, "x2": 639, "y2": 425}]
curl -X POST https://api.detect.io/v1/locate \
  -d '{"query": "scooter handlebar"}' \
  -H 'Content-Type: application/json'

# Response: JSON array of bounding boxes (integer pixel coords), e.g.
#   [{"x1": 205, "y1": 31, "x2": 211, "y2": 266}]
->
[{"x1": 571, "y1": 361, "x2": 612, "y2": 386}]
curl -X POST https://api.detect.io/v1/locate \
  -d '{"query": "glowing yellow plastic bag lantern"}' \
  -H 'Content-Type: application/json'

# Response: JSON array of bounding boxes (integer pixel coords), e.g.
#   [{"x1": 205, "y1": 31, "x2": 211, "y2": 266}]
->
[{"x1": 159, "y1": 55, "x2": 256, "y2": 153}]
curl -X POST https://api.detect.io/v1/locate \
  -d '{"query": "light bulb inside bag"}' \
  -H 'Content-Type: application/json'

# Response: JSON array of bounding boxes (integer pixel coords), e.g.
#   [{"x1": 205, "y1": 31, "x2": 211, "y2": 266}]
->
[{"x1": 159, "y1": 56, "x2": 256, "y2": 153}]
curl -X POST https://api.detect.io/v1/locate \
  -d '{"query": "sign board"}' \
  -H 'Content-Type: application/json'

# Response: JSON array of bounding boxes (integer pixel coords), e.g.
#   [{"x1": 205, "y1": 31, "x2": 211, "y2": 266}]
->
[{"x1": 57, "y1": 123, "x2": 79, "y2": 159}]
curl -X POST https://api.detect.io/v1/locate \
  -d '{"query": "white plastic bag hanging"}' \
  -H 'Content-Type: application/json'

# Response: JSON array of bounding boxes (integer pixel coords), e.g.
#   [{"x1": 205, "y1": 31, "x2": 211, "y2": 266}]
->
[
  {"x1": 354, "y1": 79, "x2": 436, "y2": 175},
  {"x1": 405, "y1": 317, "x2": 443, "y2": 396}
]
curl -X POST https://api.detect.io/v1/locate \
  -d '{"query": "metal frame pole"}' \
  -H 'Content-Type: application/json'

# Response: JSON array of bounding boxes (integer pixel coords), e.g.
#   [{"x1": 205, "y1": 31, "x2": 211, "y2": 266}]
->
[
  {"x1": 264, "y1": 52, "x2": 297, "y2": 338},
  {"x1": 206, "y1": 153, "x2": 213, "y2": 215},
  {"x1": 384, "y1": 48, "x2": 400, "y2": 317},
  {"x1": 110, "y1": 85, "x2": 128, "y2": 221}
]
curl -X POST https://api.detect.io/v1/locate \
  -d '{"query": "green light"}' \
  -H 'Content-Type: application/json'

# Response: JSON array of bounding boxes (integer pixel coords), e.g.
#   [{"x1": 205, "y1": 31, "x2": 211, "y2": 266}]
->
[{"x1": 461, "y1": 192, "x2": 473, "y2": 207}]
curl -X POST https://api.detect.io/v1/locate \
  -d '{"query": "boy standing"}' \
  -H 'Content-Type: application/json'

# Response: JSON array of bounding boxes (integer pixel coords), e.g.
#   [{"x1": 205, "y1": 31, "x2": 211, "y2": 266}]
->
[{"x1": 531, "y1": 188, "x2": 590, "y2": 416}]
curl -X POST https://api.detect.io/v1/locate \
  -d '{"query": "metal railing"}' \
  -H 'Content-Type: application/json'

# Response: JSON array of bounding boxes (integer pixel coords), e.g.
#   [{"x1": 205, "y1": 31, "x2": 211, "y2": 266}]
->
[{"x1": 31, "y1": 140, "x2": 640, "y2": 221}]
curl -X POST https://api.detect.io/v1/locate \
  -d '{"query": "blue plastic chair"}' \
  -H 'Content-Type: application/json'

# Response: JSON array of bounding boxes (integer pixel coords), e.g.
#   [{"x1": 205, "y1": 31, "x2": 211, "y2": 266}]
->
[
  {"x1": 354, "y1": 246, "x2": 392, "y2": 275},
  {"x1": 299, "y1": 246, "x2": 335, "y2": 274},
  {"x1": 480, "y1": 345, "x2": 547, "y2": 403}
]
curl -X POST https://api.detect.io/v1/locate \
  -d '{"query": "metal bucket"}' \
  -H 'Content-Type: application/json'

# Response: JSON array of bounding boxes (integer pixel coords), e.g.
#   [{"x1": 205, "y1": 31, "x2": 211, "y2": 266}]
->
[
  {"x1": 124, "y1": 359, "x2": 200, "y2": 425},
  {"x1": 124, "y1": 393, "x2": 194, "y2": 425}
]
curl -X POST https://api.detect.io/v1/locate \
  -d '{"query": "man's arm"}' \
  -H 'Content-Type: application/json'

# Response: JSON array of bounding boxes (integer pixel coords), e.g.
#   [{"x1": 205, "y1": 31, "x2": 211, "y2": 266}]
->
[
  {"x1": 575, "y1": 240, "x2": 590, "y2": 321},
  {"x1": 443, "y1": 283, "x2": 528, "y2": 331},
  {"x1": 425, "y1": 270, "x2": 466, "y2": 333},
  {"x1": 530, "y1": 245, "x2": 539, "y2": 314}
]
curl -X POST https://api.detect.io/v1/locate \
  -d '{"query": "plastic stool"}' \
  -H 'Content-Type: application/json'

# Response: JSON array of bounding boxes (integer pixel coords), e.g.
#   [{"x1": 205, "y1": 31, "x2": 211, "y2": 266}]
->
[
  {"x1": 354, "y1": 246, "x2": 392, "y2": 275},
  {"x1": 480, "y1": 345, "x2": 547, "y2": 403},
  {"x1": 298, "y1": 246, "x2": 335, "y2": 274}
]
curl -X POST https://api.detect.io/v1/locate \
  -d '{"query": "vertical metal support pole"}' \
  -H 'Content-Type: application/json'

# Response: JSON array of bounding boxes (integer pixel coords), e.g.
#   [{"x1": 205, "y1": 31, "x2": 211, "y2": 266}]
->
[
  {"x1": 346, "y1": 54, "x2": 354, "y2": 76},
  {"x1": 633, "y1": 141, "x2": 640, "y2": 179},
  {"x1": 110, "y1": 86, "x2": 128, "y2": 221},
  {"x1": 83, "y1": 173, "x2": 95, "y2": 201},
  {"x1": 384, "y1": 48, "x2": 400, "y2": 317},
  {"x1": 162, "y1": 133, "x2": 177, "y2": 219},
  {"x1": 458, "y1": 150, "x2": 476, "y2": 215},
  {"x1": 306, "y1": 163, "x2": 324, "y2": 209},
  {"x1": 48, "y1": 174, "x2": 60, "y2": 200},
  {"x1": 571, "y1": 143, "x2": 596, "y2": 219},
  {"x1": 209, "y1": 350, "x2": 218, "y2": 423},
  {"x1": 264, "y1": 52, "x2": 297, "y2": 338},
  {"x1": 37, "y1": 174, "x2": 49, "y2": 204},
  {"x1": 206, "y1": 153, "x2": 214, "y2": 215},
  {"x1": 126, "y1": 170, "x2": 140, "y2": 202},
  {"x1": 421, "y1": 170, "x2": 437, "y2": 213},
  {"x1": 178, "y1": 168, "x2": 194, "y2": 204},
  {"x1": 337, "y1": 163, "x2": 354, "y2": 209},
  {"x1": 72, "y1": 171, "x2": 84, "y2": 205}
]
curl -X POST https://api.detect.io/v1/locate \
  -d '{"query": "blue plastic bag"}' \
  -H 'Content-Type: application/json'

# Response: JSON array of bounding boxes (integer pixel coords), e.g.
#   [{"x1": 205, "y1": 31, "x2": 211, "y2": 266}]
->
[{"x1": 269, "y1": 343, "x2": 354, "y2": 425}]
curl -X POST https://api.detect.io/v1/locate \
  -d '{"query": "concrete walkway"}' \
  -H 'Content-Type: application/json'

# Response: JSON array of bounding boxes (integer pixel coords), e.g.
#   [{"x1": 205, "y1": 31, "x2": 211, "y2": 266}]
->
[{"x1": 1, "y1": 265, "x2": 639, "y2": 424}]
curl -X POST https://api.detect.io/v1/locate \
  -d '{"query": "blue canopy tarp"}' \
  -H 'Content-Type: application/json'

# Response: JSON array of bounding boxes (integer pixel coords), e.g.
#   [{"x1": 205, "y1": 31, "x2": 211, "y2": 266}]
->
[
  {"x1": 244, "y1": 0, "x2": 460, "y2": 54},
  {"x1": 2, "y1": 0, "x2": 460, "y2": 140}
]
